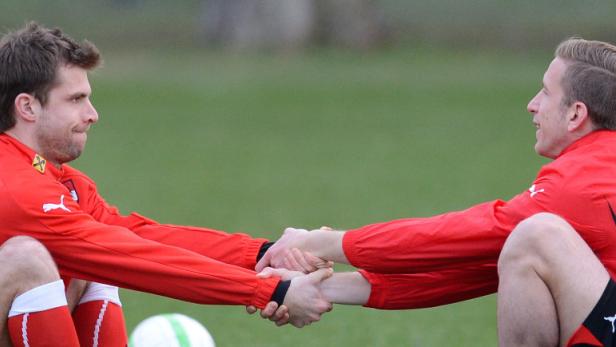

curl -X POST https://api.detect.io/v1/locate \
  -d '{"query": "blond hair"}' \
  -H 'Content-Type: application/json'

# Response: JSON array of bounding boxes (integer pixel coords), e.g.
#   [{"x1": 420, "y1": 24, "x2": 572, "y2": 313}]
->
[{"x1": 556, "y1": 38, "x2": 616, "y2": 129}]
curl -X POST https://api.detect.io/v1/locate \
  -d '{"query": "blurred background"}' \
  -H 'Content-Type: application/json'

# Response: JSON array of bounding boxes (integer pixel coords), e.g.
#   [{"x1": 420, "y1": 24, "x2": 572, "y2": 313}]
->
[{"x1": 2, "y1": 1, "x2": 615, "y2": 345}]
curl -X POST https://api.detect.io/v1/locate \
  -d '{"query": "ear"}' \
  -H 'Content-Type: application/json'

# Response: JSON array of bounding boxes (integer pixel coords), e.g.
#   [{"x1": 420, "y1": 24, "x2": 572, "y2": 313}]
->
[
  {"x1": 567, "y1": 101, "x2": 591, "y2": 132},
  {"x1": 13, "y1": 93, "x2": 40, "y2": 123}
]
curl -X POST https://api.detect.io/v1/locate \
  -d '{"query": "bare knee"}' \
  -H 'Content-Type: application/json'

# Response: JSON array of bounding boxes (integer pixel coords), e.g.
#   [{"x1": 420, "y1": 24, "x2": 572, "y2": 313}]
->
[
  {"x1": 0, "y1": 236, "x2": 59, "y2": 288},
  {"x1": 498, "y1": 213, "x2": 574, "y2": 276}
]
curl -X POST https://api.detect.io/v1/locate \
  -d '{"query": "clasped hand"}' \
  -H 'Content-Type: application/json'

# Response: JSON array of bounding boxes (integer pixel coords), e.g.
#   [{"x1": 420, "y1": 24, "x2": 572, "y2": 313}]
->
[{"x1": 247, "y1": 227, "x2": 334, "y2": 327}]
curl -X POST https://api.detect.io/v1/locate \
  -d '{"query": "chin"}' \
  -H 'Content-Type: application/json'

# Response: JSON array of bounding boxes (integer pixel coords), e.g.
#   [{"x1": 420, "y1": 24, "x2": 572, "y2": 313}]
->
[
  {"x1": 58, "y1": 149, "x2": 83, "y2": 164},
  {"x1": 534, "y1": 144, "x2": 550, "y2": 158}
]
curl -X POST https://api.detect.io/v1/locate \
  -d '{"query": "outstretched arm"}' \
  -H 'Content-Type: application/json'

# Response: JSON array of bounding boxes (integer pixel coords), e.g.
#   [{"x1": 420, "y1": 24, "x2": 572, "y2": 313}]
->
[{"x1": 260, "y1": 197, "x2": 544, "y2": 275}]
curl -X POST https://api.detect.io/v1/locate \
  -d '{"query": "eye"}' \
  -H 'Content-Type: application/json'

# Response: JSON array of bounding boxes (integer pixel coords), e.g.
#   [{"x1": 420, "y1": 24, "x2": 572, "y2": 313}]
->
[{"x1": 72, "y1": 95, "x2": 86, "y2": 103}]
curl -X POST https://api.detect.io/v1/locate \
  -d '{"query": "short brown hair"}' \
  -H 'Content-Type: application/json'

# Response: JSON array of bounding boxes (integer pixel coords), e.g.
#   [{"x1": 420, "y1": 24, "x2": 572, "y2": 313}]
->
[
  {"x1": 0, "y1": 22, "x2": 101, "y2": 132},
  {"x1": 556, "y1": 38, "x2": 616, "y2": 129}
]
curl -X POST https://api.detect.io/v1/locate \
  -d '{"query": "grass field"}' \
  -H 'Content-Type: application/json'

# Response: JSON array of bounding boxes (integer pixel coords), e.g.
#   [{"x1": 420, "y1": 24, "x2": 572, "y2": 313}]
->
[{"x1": 72, "y1": 46, "x2": 552, "y2": 346}]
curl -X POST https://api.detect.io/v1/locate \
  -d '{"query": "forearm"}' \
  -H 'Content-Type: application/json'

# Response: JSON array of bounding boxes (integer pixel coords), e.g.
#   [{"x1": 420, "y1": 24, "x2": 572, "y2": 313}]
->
[
  {"x1": 321, "y1": 271, "x2": 370, "y2": 305},
  {"x1": 360, "y1": 263, "x2": 498, "y2": 309},
  {"x1": 343, "y1": 201, "x2": 518, "y2": 273},
  {"x1": 90, "y1": 196, "x2": 267, "y2": 269},
  {"x1": 132, "y1": 224, "x2": 268, "y2": 269}
]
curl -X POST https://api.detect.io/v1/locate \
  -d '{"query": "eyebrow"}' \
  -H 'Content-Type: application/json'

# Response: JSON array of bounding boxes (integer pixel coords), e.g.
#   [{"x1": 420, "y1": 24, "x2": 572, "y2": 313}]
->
[
  {"x1": 542, "y1": 81, "x2": 549, "y2": 93},
  {"x1": 68, "y1": 92, "x2": 89, "y2": 99}
]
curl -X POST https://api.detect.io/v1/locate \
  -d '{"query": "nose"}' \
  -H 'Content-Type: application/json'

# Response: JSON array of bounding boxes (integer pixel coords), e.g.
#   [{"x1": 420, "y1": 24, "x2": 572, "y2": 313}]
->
[
  {"x1": 85, "y1": 99, "x2": 99, "y2": 124},
  {"x1": 527, "y1": 92, "x2": 540, "y2": 114}
]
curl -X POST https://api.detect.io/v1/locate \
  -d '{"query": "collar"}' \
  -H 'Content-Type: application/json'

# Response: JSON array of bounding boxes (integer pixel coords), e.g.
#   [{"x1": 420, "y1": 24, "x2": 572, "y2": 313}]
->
[
  {"x1": 0, "y1": 133, "x2": 65, "y2": 180},
  {"x1": 557, "y1": 130, "x2": 616, "y2": 158}
]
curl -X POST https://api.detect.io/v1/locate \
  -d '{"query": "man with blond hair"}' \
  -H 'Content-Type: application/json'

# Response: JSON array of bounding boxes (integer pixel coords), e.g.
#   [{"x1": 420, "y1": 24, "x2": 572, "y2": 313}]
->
[{"x1": 260, "y1": 37, "x2": 616, "y2": 346}]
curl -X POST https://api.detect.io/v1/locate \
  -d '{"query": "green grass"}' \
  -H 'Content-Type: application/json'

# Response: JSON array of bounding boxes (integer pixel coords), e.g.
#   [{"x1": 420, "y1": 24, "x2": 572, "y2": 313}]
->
[{"x1": 73, "y1": 47, "x2": 551, "y2": 346}]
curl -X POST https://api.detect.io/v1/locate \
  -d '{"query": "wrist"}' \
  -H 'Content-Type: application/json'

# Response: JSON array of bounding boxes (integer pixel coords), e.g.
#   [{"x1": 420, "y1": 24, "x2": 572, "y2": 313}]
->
[
  {"x1": 321, "y1": 272, "x2": 370, "y2": 305},
  {"x1": 270, "y1": 279, "x2": 291, "y2": 306},
  {"x1": 305, "y1": 230, "x2": 348, "y2": 263},
  {"x1": 256, "y1": 241, "x2": 274, "y2": 262}
]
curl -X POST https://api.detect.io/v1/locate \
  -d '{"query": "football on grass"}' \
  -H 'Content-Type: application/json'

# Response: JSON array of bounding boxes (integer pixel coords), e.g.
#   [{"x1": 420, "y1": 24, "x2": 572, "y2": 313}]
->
[{"x1": 129, "y1": 313, "x2": 215, "y2": 347}]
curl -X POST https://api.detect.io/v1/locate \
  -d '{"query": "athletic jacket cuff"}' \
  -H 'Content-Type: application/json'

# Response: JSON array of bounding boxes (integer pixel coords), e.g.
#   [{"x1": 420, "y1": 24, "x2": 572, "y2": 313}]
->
[
  {"x1": 257, "y1": 241, "x2": 274, "y2": 263},
  {"x1": 252, "y1": 276, "x2": 281, "y2": 309},
  {"x1": 270, "y1": 280, "x2": 291, "y2": 306},
  {"x1": 358, "y1": 270, "x2": 387, "y2": 309},
  {"x1": 244, "y1": 238, "x2": 270, "y2": 269},
  {"x1": 342, "y1": 229, "x2": 363, "y2": 269}
]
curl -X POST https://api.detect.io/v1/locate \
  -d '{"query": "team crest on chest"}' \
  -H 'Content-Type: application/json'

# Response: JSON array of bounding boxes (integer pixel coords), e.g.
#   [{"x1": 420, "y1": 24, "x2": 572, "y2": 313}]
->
[{"x1": 32, "y1": 154, "x2": 46, "y2": 174}]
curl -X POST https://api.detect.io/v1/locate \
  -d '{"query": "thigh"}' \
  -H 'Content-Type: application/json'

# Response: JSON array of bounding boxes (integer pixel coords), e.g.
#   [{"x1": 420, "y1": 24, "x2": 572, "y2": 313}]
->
[{"x1": 533, "y1": 217, "x2": 610, "y2": 344}]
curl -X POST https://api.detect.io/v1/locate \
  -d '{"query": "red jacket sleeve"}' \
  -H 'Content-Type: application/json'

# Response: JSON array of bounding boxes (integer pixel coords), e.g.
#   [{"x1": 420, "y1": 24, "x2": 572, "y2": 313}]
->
[
  {"x1": 358, "y1": 264, "x2": 497, "y2": 309},
  {"x1": 343, "y1": 160, "x2": 614, "y2": 275},
  {"x1": 343, "y1": 156, "x2": 616, "y2": 307},
  {"x1": 0, "y1": 177, "x2": 278, "y2": 309},
  {"x1": 341, "y1": 196, "x2": 536, "y2": 308},
  {"x1": 343, "y1": 197, "x2": 536, "y2": 274},
  {"x1": 64, "y1": 169, "x2": 268, "y2": 270}
]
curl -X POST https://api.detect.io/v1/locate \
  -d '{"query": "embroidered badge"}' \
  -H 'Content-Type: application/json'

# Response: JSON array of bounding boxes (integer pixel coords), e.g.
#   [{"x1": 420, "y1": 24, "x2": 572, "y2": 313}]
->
[{"x1": 32, "y1": 154, "x2": 46, "y2": 174}]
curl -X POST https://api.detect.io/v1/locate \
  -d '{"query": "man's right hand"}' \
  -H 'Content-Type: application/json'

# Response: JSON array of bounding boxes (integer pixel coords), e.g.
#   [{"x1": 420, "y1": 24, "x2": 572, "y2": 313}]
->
[{"x1": 249, "y1": 267, "x2": 334, "y2": 328}]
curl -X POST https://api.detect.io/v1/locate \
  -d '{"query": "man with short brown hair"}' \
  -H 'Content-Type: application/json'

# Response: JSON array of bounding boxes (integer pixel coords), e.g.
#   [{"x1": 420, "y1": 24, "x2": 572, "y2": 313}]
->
[{"x1": 0, "y1": 22, "x2": 331, "y2": 346}]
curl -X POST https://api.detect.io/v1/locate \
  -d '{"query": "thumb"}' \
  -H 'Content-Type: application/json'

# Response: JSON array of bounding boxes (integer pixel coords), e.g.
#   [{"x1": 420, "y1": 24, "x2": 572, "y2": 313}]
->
[
  {"x1": 257, "y1": 267, "x2": 277, "y2": 278},
  {"x1": 307, "y1": 267, "x2": 334, "y2": 283},
  {"x1": 255, "y1": 252, "x2": 270, "y2": 272}
]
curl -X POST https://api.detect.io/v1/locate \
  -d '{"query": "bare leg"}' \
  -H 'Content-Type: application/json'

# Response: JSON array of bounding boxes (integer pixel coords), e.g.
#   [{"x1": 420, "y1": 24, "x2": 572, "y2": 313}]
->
[
  {"x1": 0, "y1": 236, "x2": 62, "y2": 346},
  {"x1": 66, "y1": 279, "x2": 89, "y2": 312},
  {"x1": 497, "y1": 213, "x2": 609, "y2": 346}
]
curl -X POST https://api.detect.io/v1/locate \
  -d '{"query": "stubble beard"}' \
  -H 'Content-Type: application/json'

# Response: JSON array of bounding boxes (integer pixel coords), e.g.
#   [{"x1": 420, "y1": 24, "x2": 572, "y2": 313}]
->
[{"x1": 35, "y1": 126, "x2": 84, "y2": 165}]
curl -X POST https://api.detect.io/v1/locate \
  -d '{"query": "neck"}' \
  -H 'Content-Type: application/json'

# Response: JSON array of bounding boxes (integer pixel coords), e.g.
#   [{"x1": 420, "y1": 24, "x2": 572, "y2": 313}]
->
[
  {"x1": 4, "y1": 128, "x2": 61, "y2": 168},
  {"x1": 5, "y1": 128, "x2": 37, "y2": 151}
]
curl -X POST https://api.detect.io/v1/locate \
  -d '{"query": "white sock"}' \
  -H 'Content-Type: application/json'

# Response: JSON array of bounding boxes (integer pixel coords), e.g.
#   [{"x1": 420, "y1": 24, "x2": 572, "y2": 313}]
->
[
  {"x1": 8, "y1": 280, "x2": 67, "y2": 317},
  {"x1": 78, "y1": 282, "x2": 122, "y2": 307}
]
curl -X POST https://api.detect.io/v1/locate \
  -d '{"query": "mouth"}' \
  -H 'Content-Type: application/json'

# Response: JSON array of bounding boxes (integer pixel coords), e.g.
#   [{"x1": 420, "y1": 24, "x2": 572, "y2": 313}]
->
[{"x1": 73, "y1": 126, "x2": 90, "y2": 134}]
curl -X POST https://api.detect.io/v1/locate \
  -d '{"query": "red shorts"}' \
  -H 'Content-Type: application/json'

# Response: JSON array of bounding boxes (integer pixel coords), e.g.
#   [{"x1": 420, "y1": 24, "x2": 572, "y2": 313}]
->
[{"x1": 568, "y1": 279, "x2": 616, "y2": 347}]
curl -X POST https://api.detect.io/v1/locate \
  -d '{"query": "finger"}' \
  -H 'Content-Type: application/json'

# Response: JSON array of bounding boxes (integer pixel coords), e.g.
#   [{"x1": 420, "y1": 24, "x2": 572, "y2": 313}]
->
[
  {"x1": 256, "y1": 267, "x2": 276, "y2": 278},
  {"x1": 291, "y1": 248, "x2": 316, "y2": 273},
  {"x1": 317, "y1": 301, "x2": 333, "y2": 314},
  {"x1": 308, "y1": 267, "x2": 334, "y2": 283},
  {"x1": 271, "y1": 305, "x2": 288, "y2": 321},
  {"x1": 255, "y1": 251, "x2": 271, "y2": 272},
  {"x1": 260, "y1": 302, "x2": 278, "y2": 319},
  {"x1": 246, "y1": 305, "x2": 257, "y2": 314},
  {"x1": 283, "y1": 249, "x2": 304, "y2": 272},
  {"x1": 284, "y1": 227, "x2": 307, "y2": 235},
  {"x1": 320, "y1": 226, "x2": 333, "y2": 231},
  {"x1": 303, "y1": 252, "x2": 332, "y2": 270},
  {"x1": 259, "y1": 267, "x2": 293, "y2": 279},
  {"x1": 275, "y1": 313, "x2": 290, "y2": 326}
]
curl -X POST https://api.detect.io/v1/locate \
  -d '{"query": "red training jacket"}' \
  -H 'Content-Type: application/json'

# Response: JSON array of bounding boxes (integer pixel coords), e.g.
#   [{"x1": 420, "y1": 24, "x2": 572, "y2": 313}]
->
[
  {"x1": 0, "y1": 133, "x2": 278, "y2": 309},
  {"x1": 344, "y1": 130, "x2": 616, "y2": 309}
]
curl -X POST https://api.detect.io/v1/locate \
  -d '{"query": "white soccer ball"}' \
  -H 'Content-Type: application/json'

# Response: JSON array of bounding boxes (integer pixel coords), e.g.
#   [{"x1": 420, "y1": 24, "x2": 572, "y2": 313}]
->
[{"x1": 129, "y1": 313, "x2": 216, "y2": 347}]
